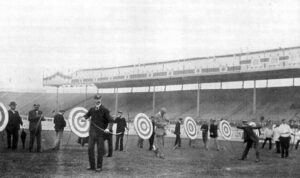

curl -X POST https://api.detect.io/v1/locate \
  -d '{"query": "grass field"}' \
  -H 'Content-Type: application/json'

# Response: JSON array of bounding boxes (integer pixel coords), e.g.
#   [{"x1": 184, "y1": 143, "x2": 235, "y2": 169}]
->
[{"x1": 0, "y1": 131, "x2": 299, "y2": 178}]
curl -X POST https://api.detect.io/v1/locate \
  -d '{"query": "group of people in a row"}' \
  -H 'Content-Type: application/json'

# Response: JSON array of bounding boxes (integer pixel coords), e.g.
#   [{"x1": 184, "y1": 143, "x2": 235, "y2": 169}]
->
[
  {"x1": 237, "y1": 118, "x2": 299, "y2": 162},
  {"x1": 3, "y1": 95, "x2": 300, "y2": 173},
  {"x1": 4, "y1": 101, "x2": 67, "y2": 152},
  {"x1": 4, "y1": 95, "x2": 129, "y2": 172},
  {"x1": 261, "y1": 119, "x2": 300, "y2": 152},
  {"x1": 136, "y1": 118, "x2": 221, "y2": 152},
  {"x1": 135, "y1": 114, "x2": 299, "y2": 163}
]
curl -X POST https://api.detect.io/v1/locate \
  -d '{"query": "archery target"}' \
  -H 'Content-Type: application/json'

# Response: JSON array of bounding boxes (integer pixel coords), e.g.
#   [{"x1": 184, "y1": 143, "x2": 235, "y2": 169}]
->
[
  {"x1": 184, "y1": 117, "x2": 197, "y2": 140},
  {"x1": 134, "y1": 113, "x2": 153, "y2": 140},
  {"x1": 0, "y1": 102, "x2": 8, "y2": 132},
  {"x1": 68, "y1": 107, "x2": 89, "y2": 137},
  {"x1": 219, "y1": 120, "x2": 232, "y2": 140}
]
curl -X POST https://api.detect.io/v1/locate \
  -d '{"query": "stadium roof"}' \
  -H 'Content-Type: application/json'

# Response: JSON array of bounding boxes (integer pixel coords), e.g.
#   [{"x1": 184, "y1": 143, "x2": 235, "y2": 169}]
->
[
  {"x1": 43, "y1": 72, "x2": 72, "y2": 87},
  {"x1": 80, "y1": 46, "x2": 300, "y2": 72},
  {"x1": 94, "y1": 68, "x2": 300, "y2": 88}
]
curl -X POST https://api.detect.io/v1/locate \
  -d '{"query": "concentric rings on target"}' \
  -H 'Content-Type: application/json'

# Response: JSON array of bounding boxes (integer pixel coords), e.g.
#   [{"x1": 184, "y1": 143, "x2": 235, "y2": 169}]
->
[
  {"x1": 68, "y1": 107, "x2": 89, "y2": 137},
  {"x1": 184, "y1": 117, "x2": 197, "y2": 140},
  {"x1": 219, "y1": 120, "x2": 232, "y2": 140},
  {"x1": 0, "y1": 102, "x2": 8, "y2": 132},
  {"x1": 134, "y1": 113, "x2": 153, "y2": 140}
]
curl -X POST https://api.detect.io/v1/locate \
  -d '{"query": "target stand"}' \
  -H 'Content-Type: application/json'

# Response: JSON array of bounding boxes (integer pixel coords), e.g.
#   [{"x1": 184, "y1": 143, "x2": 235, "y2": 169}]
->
[
  {"x1": 68, "y1": 107, "x2": 89, "y2": 138},
  {"x1": 0, "y1": 102, "x2": 9, "y2": 132},
  {"x1": 219, "y1": 120, "x2": 232, "y2": 140},
  {"x1": 183, "y1": 117, "x2": 197, "y2": 140},
  {"x1": 133, "y1": 113, "x2": 153, "y2": 140}
]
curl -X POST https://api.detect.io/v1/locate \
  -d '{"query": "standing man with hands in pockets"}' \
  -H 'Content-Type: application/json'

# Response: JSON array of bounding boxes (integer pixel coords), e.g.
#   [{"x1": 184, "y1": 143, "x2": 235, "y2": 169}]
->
[
  {"x1": 6, "y1": 101, "x2": 23, "y2": 150},
  {"x1": 114, "y1": 110, "x2": 128, "y2": 151},
  {"x1": 28, "y1": 104, "x2": 45, "y2": 153}
]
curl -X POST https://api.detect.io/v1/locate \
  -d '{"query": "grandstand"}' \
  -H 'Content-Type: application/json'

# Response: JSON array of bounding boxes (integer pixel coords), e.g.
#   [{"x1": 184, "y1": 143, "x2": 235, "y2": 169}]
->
[
  {"x1": 1, "y1": 87, "x2": 300, "y2": 125},
  {"x1": 2, "y1": 46, "x2": 300, "y2": 124}
]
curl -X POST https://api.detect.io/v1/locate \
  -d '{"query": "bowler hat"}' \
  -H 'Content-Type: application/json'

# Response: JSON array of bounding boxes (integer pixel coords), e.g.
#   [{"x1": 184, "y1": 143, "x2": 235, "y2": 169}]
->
[
  {"x1": 9, "y1": 101, "x2": 17, "y2": 106},
  {"x1": 94, "y1": 95, "x2": 102, "y2": 100}
]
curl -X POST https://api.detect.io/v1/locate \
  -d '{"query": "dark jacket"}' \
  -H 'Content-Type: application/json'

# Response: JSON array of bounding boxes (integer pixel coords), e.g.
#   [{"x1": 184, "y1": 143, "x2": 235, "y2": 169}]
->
[
  {"x1": 28, "y1": 109, "x2": 45, "y2": 132},
  {"x1": 53, "y1": 113, "x2": 66, "y2": 131},
  {"x1": 6, "y1": 110, "x2": 23, "y2": 131},
  {"x1": 201, "y1": 124, "x2": 209, "y2": 135},
  {"x1": 84, "y1": 105, "x2": 110, "y2": 134},
  {"x1": 174, "y1": 121, "x2": 181, "y2": 135},
  {"x1": 151, "y1": 119, "x2": 155, "y2": 134},
  {"x1": 237, "y1": 125, "x2": 261, "y2": 143},
  {"x1": 114, "y1": 117, "x2": 127, "y2": 133},
  {"x1": 209, "y1": 124, "x2": 218, "y2": 138}
]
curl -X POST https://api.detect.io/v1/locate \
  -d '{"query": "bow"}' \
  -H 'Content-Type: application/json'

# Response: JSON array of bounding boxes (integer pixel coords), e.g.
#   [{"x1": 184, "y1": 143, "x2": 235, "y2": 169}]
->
[
  {"x1": 33, "y1": 114, "x2": 44, "y2": 136},
  {"x1": 91, "y1": 122, "x2": 122, "y2": 135},
  {"x1": 123, "y1": 111, "x2": 130, "y2": 150}
]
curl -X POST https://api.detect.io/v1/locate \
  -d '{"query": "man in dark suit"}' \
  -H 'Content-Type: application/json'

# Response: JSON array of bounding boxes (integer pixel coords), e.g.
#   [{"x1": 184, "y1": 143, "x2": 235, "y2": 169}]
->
[
  {"x1": 52, "y1": 110, "x2": 66, "y2": 150},
  {"x1": 201, "y1": 120, "x2": 209, "y2": 150},
  {"x1": 28, "y1": 104, "x2": 45, "y2": 152},
  {"x1": 237, "y1": 121, "x2": 261, "y2": 162},
  {"x1": 173, "y1": 118, "x2": 182, "y2": 150},
  {"x1": 6, "y1": 101, "x2": 23, "y2": 150},
  {"x1": 84, "y1": 95, "x2": 111, "y2": 172},
  {"x1": 114, "y1": 111, "x2": 128, "y2": 151},
  {"x1": 148, "y1": 116, "x2": 155, "y2": 151}
]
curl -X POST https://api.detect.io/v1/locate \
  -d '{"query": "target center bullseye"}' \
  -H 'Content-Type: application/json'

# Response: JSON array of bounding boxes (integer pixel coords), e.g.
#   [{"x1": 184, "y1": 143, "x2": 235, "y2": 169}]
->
[{"x1": 141, "y1": 122, "x2": 147, "y2": 130}]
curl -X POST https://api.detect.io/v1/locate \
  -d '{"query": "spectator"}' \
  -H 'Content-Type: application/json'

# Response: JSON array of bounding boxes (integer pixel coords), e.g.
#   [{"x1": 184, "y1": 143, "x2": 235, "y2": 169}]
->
[
  {"x1": 52, "y1": 110, "x2": 66, "y2": 150},
  {"x1": 6, "y1": 101, "x2": 23, "y2": 150},
  {"x1": 201, "y1": 120, "x2": 209, "y2": 150}
]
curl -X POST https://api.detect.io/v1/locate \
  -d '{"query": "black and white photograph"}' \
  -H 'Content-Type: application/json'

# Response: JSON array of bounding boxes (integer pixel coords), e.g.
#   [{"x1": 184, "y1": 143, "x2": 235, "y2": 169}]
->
[{"x1": 0, "y1": 0, "x2": 300, "y2": 177}]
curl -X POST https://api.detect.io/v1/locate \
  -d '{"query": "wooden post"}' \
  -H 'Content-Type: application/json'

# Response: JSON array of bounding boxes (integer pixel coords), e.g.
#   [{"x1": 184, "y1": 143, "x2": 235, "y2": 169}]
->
[
  {"x1": 153, "y1": 87, "x2": 156, "y2": 114},
  {"x1": 115, "y1": 88, "x2": 118, "y2": 116},
  {"x1": 56, "y1": 86, "x2": 59, "y2": 112},
  {"x1": 197, "y1": 83, "x2": 201, "y2": 117},
  {"x1": 253, "y1": 80, "x2": 256, "y2": 115},
  {"x1": 84, "y1": 85, "x2": 87, "y2": 108}
]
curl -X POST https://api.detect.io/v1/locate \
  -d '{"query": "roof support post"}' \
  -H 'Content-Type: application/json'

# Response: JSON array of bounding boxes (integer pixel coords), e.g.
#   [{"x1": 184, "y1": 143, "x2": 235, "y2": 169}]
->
[
  {"x1": 115, "y1": 88, "x2": 118, "y2": 116},
  {"x1": 153, "y1": 87, "x2": 156, "y2": 114},
  {"x1": 56, "y1": 86, "x2": 59, "y2": 112},
  {"x1": 84, "y1": 85, "x2": 88, "y2": 108},
  {"x1": 197, "y1": 83, "x2": 201, "y2": 117},
  {"x1": 253, "y1": 80, "x2": 256, "y2": 115}
]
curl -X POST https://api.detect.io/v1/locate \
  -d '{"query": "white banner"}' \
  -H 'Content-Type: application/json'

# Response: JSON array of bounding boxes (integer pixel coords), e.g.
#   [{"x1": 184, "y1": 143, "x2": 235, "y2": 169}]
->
[{"x1": 21, "y1": 116, "x2": 300, "y2": 143}]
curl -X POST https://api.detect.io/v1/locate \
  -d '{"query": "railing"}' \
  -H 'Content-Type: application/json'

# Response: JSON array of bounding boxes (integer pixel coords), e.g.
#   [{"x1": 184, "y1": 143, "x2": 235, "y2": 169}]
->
[{"x1": 71, "y1": 48, "x2": 300, "y2": 85}]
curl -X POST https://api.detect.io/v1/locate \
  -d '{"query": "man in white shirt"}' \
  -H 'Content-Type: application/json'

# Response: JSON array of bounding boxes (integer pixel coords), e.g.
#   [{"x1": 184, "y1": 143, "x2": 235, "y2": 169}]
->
[
  {"x1": 262, "y1": 125, "x2": 273, "y2": 150},
  {"x1": 278, "y1": 119, "x2": 292, "y2": 158},
  {"x1": 273, "y1": 124, "x2": 281, "y2": 154}
]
